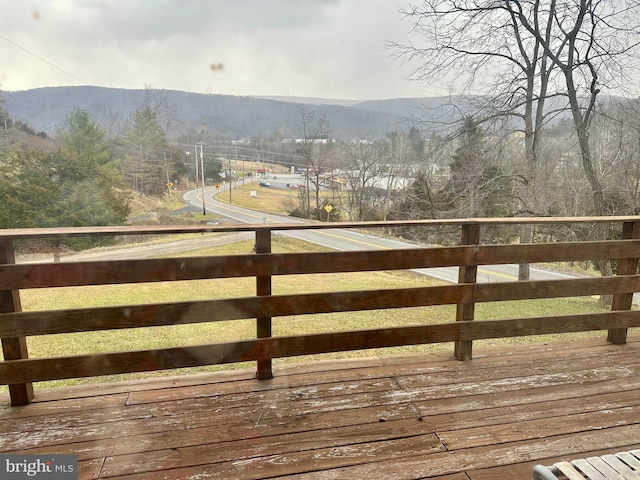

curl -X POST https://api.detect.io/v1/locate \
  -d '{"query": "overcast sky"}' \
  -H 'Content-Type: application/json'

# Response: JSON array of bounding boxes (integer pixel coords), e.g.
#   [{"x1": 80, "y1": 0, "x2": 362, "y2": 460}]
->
[{"x1": 0, "y1": 0, "x2": 446, "y2": 100}]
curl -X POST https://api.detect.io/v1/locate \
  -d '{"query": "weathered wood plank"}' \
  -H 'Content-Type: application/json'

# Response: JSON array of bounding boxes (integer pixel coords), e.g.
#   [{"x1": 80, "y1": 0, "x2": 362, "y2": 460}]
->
[
  {"x1": 0, "y1": 284, "x2": 472, "y2": 336},
  {"x1": 0, "y1": 247, "x2": 477, "y2": 289},
  {"x1": 126, "y1": 374, "x2": 396, "y2": 405},
  {"x1": 0, "y1": 393, "x2": 128, "y2": 418},
  {"x1": 383, "y1": 336, "x2": 638, "y2": 365},
  {"x1": 455, "y1": 223, "x2": 480, "y2": 360},
  {"x1": 440, "y1": 404, "x2": 640, "y2": 450},
  {"x1": 2, "y1": 216, "x2": 637, "y2": 240},
  {"x1": 262, "y1": 424, "x2": 640, "y2": 480},
  {"x1": 276, "y1": 472, "x2": 472, "y2": 480},
  {"x1": 4, "y1": 241, "x2": 640, "y2": 292},
  {"x1": 477, "y1": 240, "x2": 640, "y2": 264},
  {"x1": 100, "y1": 418, "x2": 439, "y2": 477},
  {"x1": 415, "y1": 374, "x2": 640, "y2": 417},
  {"x1": 381, "y1": 337, "x2": 639, "y2": 374},
  {"x1": 0, "y1": 401, "x2": 263, "y2": 452},
  {"x1": 78, "y1": 459, "x2": 105, "y2": 480},
  {"x1": 261, "y1": 365, "x2": 640, "y2": 421},
  {"x1": 256, "y1": 228, "x2": 273, "y2": 380},
  {"x1": 280, "y1": 338, "x2": 640, "y2": 395},
  {"x1": 15, "y1": 403, "x2": 421, "y2": 461},
  {"x1": 0, "y1": 376, "x2": 404, "y2": 452},
  {"x1": 29, "y1": 368, "x2": 258, "y2": 402},
  {"x1": 608, "y1": 221, "x2": 640, "y2": 344},
  {"x1": 2, "y1": 338, "x2": 640, "y2": 480},
  {"x1": 4, "y1": 314, "x2": 640, "y2": 385},
  {"x1": 102, "y1": 434, "x2": 444, "y2": 480},
  {"x1": 0, "y1": 237, "x2": 33, "y2": 406},
  {"x1": 27, "y1": 356, "x2": 380, "y2": 403},
  {"x1": 397, "y1": 361, "x2": 640, "y2": 397},
  {"x1": 9, "y1": 347, "x2": 635, "y2": 457},
  {"x1": 2, "y1": 276, "x2": 639, "y2": 339}
]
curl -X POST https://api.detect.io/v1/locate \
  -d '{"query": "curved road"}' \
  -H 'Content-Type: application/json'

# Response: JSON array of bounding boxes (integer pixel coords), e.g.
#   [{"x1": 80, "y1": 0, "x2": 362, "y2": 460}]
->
[{"x1": 183, "y1": 183, "x2": 585, "y2": 286}]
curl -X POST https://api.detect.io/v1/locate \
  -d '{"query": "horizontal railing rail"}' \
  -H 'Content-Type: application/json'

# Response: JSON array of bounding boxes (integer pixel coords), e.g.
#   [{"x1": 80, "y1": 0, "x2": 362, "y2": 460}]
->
[{"x1": 1, "y1": 216, "x2": 640, "y2": 406}]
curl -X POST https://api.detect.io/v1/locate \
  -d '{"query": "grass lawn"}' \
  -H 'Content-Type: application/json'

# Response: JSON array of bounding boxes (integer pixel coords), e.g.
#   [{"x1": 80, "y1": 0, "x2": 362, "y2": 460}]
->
[
  {"x1": 15, "y1": 236, "x2": 613, "y2": 389},
  {"x1": 216, "y1": 182, "x2": 301, "y2": 216},
  {"x1": 217, "y1": 181, "x2": 347, "y2": 218},
  {"x1": 7, "y1": 189, "x2": 620, "y2": 389}
]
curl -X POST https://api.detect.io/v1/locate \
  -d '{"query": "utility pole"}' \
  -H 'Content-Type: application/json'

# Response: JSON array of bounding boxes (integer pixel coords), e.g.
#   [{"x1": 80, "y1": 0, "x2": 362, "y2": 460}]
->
[
  {"x1": 197, "y1": 142, "x2": 207, "y2": 215},
  {"x1": 194, "y1": 144, "x2": 199, "y2": 186},
  {"x1": 229, "y1": 157, "x2": 232, "y2": 204},
  {"x1": 164, "y1": 152, "x2": 171, "y2": 199}
]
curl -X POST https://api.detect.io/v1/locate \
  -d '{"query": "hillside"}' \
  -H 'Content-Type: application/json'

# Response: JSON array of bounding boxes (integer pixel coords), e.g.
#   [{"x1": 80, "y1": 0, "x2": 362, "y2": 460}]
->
[
  {"x1": 2, "y1": 86, "x2": 444, "y2": 141},
  {"x1": 354, "y1": 97, "x2": 474, "y2": 122},
  {"x1": 3, "y1": 86, "x2": 622, "y2": 142}
]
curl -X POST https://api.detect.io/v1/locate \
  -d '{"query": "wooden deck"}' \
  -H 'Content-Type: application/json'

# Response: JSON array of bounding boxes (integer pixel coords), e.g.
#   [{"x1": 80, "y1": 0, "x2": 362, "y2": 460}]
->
[{"x1": 2, "y1": 335, "x2": 640, "y2": 480}]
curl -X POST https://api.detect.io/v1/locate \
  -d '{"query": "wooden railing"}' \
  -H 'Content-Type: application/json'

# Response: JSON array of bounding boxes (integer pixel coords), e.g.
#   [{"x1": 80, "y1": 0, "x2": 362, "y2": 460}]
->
[{"x1": 1, "y1": 217, "x2": 640, "y2": 406}]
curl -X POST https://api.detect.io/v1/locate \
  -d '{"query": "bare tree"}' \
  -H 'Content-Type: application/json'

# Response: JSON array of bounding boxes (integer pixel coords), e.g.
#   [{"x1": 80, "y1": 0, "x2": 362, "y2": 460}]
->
[
  {"x1": 508, "y1": 1, "x2": 639, "y2": 214},
  {"x1": 89, "y1": 102, "x2": 125, "y2": 143},
  {"x1": 342, "y1": 142, "x2": 388, "y2": 221},
  {"x1": 296, "y1": 105, "x2": 335, "y2": 219},
  {"x1": 393, "y1": 0, "x2": 640, "y2": 283},
  {"x1": 142, "y1": 84, "x2": 177, "y2": 132},
  {"x1": 594, "y1": 100, "x2": 640, "y2": 215},
  {"x1": 392, "y1": 1, "x2": 561, "y2": 278},
  {"x1": 382, "y1": 132, "x2": 418, "y2": 220},
  {"x1": 510, "y1": 0, "x2": 640, "y2": 289}
]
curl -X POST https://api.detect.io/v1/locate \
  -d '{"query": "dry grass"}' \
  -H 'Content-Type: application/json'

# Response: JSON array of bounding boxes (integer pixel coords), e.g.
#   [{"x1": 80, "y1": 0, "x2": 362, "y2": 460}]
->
[
  {"x1": 216, "y1": 182, "x2": 301, "y2": 215},
  {"x1": 128, "y1": 190, "x2": 186, "y2": 216}
]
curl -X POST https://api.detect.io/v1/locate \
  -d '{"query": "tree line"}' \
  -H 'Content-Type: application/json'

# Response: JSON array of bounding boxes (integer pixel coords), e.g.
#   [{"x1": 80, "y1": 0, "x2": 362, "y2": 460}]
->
[
  {"x1": 389, "y1": 0, "x2": 640, "y2": 282},
  {"x1": 4, "y1": 91, "x2": 640, "y2": 245},
  {"x1": 0, "y1": 91, "x2": 191, "y2": 232},
  {"x1": 282, "y1": 99, "x2": 640, "y2": 233}
]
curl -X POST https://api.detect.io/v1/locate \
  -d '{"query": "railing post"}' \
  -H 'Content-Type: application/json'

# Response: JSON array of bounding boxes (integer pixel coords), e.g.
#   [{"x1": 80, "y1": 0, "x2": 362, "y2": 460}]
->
[
  {"x1": 0, "y1": 237, "x2": 34, "y2": 406},
  {"x1": 607, "y1": 221, "x2": 640, "y2": 345},
  {"x1": 255, "y1": 229, "x2": 274, "y2": 380},
  {"x1": 454, "y1": 223, "x2": 480, "y2": 361}
]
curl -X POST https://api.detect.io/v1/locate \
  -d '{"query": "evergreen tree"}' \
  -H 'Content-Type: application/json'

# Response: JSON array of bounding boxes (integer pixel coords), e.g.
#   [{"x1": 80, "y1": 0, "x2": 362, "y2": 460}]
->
[
  {"x1": 408, "y1": 126, "x2": 424, "y2": 160},
  {"x1": 119, "y1": 106, "x2": 171, "y2": 195},
  {"x1": 442, "y1": 116, "x2": 513, "y2": 219},
  {"x1": 0, "y1": 108, "x2": 130, "y2": 230},
  {"x1": 0, "y1": 147, "x2": 58, "y2": 228},
  {"x1": 53, "y1": 108, "x2": 130, "y2": 226},
  {"x1": 0, "y1": 95, "x2": 10, "y2": 131}
]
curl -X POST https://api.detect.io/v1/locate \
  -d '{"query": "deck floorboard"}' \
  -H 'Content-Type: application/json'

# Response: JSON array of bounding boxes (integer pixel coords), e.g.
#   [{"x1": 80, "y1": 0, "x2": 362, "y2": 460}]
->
[{"x1": 2, "y1": 335, "x2": 640, "y2": 479}]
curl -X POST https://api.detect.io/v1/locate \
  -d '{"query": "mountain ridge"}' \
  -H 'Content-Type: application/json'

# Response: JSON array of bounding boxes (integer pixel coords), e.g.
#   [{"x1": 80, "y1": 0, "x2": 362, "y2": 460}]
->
[{"x1": 2, "y1": 85, "x2": 453, "y2": 140}]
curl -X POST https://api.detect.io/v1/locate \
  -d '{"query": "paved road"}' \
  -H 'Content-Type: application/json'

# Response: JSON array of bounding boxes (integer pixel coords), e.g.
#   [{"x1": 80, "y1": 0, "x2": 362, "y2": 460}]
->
[
  {"x1": 182, "y1": 184, "x2": 588, "y2": 286},
  {"x1": 22, "y1": 185, "x2": 625, "y2": 303}
]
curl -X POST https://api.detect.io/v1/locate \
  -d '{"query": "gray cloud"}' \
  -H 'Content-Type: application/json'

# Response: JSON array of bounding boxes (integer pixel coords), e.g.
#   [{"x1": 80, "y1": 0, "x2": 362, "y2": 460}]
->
[{"x1": 0, "y1": 0, "x2": 429, "y2": 100}]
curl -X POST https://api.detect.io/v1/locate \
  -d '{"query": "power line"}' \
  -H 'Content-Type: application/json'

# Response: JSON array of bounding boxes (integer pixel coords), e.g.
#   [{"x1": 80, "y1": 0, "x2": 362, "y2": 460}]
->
[
  {"x1": 0, "y1": 34, "x2": 87, "y2": 84},
  {"x1": 6, "y1": 112, "x2": 57, "y2": 132}
]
